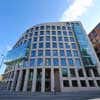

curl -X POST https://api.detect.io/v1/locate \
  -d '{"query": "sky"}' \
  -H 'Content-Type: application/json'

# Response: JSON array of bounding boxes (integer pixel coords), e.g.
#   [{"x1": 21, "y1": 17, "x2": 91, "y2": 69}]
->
[{"x1": 0, "y1": 0, "x2": 100, "y2": 74}]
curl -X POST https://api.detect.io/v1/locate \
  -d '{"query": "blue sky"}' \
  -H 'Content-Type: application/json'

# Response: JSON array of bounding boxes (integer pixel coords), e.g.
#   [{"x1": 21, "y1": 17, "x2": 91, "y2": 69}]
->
[{"x1": 0, "y1": 0, "x2": 100, "y2": 74}]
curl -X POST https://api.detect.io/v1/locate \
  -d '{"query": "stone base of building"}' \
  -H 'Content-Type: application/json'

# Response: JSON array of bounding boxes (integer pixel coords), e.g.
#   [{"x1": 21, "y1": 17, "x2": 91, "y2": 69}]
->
[{"x1": 3, "y1": 67, "x2": 100, "y2": 92}]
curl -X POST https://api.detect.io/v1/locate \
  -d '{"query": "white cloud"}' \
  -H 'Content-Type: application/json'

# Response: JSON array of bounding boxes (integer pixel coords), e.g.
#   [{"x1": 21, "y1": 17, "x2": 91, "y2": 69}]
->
[{"x1": 60, "y1": 0, "x2": 94, "y2": 21}]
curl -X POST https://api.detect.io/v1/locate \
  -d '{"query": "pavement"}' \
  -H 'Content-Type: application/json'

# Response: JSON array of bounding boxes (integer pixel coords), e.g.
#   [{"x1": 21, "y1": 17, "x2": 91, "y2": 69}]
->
[{"x1": 0, "y1": 90, "x2": 100, "y2": 100}]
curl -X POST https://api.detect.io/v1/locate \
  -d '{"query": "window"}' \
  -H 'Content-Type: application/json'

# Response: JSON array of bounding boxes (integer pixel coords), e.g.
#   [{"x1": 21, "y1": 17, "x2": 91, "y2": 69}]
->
[
  {"x1": 39, "y1": 43, "x2": 43, "y2": 48},
  {"x1": 65, "y1": 43, "x2": 70, "y2": 49},
  {"x1": 52, "y1": 31, "x2": 56, "y2": 35},
  {"x1": 59, "y1": 43, "x2": 63, "y2": 48},
  {"x1": 53, "y1": 58, "x2": 59, "y2": 66},
  {"x1": 75, "y1": 59, "x2": 81, "y2": 67},
  {"x1": 53, "y1": 50, "x2": 58, "y2": 56},
  {"x1": 88, "y1": 80, "x2": 95, "y2": 87},
  {"x1": 68, "y1": 58, "x2": 74, "y2": 66},
  {"x1": 33, "y1": 43, "x2": 37, "y2": 49},
  {"x1": 58, "y1": 31, "x2": 61, "y2": 35},
  {"x1": 46, "y1": 43, "x2": 50, "y2": 48},
  {"x1": 63, "y1": 31, "x2": 67, "y2": 35},
  {"x1": 45, "y1": 58, "x2": 51, "y2": 66},
  {"x1": 80, "y1": 80, "x2": 87, "y2": 87},
  {"x1": 33, "y1": 37, "x2": 37, "y2": 42},
  {"x1": 46, "y1": 36, "x2": 50, "y2": 41},
  {"x1": 46, "y1": 25, "x2": 50, "y2": 30},
  {"x1": 70, "y1": 37, "x2": 75, "y2": 42},
  {"x1": 31, "y1": 51, "x2": 36, "y2": 57},
  {"x1": 62, "y1": 26, "x2": 66, "y2": 30},
  {"x1": 61, "y1": 58, "x2": 67, "y2": 66},
  {"x1": 52, "y1": 26, "x2": 56, "y2": 30},
  {"x1": 72, "y1": 80, "x2": 78, "y2": 87},
  {"x1": 40, "y1": 31, "x2": 44, "y2": 35},
  {"x1": 34, "y1": 32, "x2": 38, "y2": 36},
  {"x1": 38, "y1": 50, "x2": 43, "y2": 56},
  {"x1": 37, "y1": 58, "x2": 43, "y2": 66},
  {"x1": 52, "y1": 43, "x2": 57, "y2": 48},
  {"x1": 70, "y1": 69, "x2": 76, "y2": 77},
  {"x1": 96, "y1": 80, "x2": 100, "y2": 87},
  {"x1": 63, "y1": 80, "x2": 69, "y2": 87},
  {"x1": 52, "y1": 36, "x2": 56, "y2": 41},
  {"x1": 40, "y1": 26, "x2": 44, "y2": 30},
  {"x1": 62, "y1": 68, "x2": 68, "y2": 77},
  {"x1": 58, "y1": 37, "x2": 62, "y2": 41},
  {"x1": 73, "y1": 50, "x2": 78, "y2": 57},
  {"x1": 71, "y1": 43, "x2": 76, "y2": 49},
  {"x1": 66, "y1": 50, "x2": 72, "y2": 57},
  {"x1": 57, "y1": 26, "x2": 61, "y2": 30},
  {"x1": 64, "y1": 37, "x2": 69, "y2": 42},
  {"x1": 46, "y1": 31, "x2": 50, "y2": 35},
  {"x1": 45, "y1": 50, "x2": 51, "y2": 56},
  {"x1": 39, "y1": 37, "x2": 44, "y2": 41},
  {"x1": 60, "y1": 50, "x2": 65, "y2": 56},
  {"x1": 69, "y1": 31, "x2": 73, "y2": 36},
  {"x1": 78, "y1": 69, "x2": 84, "y2": 77},
  {"x1": 30, "y1": 59, "x2": 35, "y2": 66}
]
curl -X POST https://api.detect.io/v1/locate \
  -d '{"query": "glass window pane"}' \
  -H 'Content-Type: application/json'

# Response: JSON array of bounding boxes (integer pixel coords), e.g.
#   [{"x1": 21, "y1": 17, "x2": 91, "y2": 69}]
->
[
  {"x1": 52, "y1": 36, "x2": 56, "y2": 41},
  {"x1": 45, "y1": 58, "x2": 51, "y2": 66},
  {"x1": 46, "y1": 36, "x2": 50, "y2": 41},
  {"x1": 40, "y1": 31, "x2": 44, "y2": 35},
  {"x1": 57, "y1": 26, "x2": 61, "y2": 30},
  {"x1": 39, "y1": 37, "x2": 44, "y2": 41},
  {"x1": 53, "y1": 43, "x2": 57, "y2": 48},
  {"x1": 46, "y1": 43, "x2": 50, "y2": 48},
  {"x1": 75, "y1": 58, "x2": 81, "y2": 67},
  {"x1": 38, "y1": 50, "x2": 43, "y2": 56},
  {"x1": 64, "y1": 37, "x2": 69, "y2": 42},
  {"x1": 70, "y1": 37, "x2": 75, "y2": 42},
  {"x1": 63, "y1": 31, "x2": 67, "y2": 35},
  {"x1": 37, "y1": 58, "x2": 43, "y2": 66},
  {"x1": 62, "y1": 68, "x2": 68, "y2": 77},
  {"x1": 46, "y1": 31, "x2": 50, "y2": 35},
  {"x1": 73, "y1": 50, "x2": 79, "y2": 57},
  {"x1": 45, "y1": 50, "x2": 51, "y2": 56},
  {"x1": 61, "y1": 58, "x2": 67, "y2": 66},
  {"x1": 33, "y1": 43, "x2": 37, "y2": 49},
  {"x1": 70, "y1": 69, "x2": 76, "y2": 77},
  {"x1": 30, "y1": 59, "x2": 35, "y2": 66},
  {"x1": 58, "y1": 31, "x2": 61, "y2": 35},
  {"x1": 60, "y1": 50, "x2": 65, "y2": 56},
  {"x1": 58, "y1": 37, "x2": 62, "y2": 41},
  {"x1": 71, "y1": 43, "x2": 76, "y2": 49},
  {"x1": 66, "y1": 50, "x2": 72, "y2": 57},
  {"x1": 68, "y1": 58, "x2": 74, "y2": 66},
  {"x1": 53, "y1": 58, "x2": 59, "y2": 66},
  {"x1": 65, "y1": 43, "x2": 70, "y2": 49},
  {"x1": 31, "y1": 51, "x2": 36, "y2": 57},
  {"x1": 53, "y1": 50, "x2": 58, "y2": 56},
  {"x1": 52, "y1": 31, "x2": 56, "y2": 35},
  {"x1": 39, "y1": 43, "x2": 43, "y2": 48},
  {"x1": 59, "y1": 43, "x2": 63, "y2": 48}
]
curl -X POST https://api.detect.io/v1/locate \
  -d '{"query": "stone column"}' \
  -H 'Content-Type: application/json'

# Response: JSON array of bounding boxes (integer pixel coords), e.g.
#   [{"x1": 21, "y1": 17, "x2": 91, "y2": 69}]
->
[
  {"x1": 51, "y1": 68, "x2": 54, "y2": 92},
  {"x1": 10, "y1": 70, "x2": 17, "y2": 91},
  {"x1": 59, "y1": 68, "x2": 63, "y2": 92},
  {"x1": 16, "y1": 69, "x2": 23, "y2": 91},
  {"x1": 32, "y1": 68, "x2": 37, "y2": 92},
  {"x1": 23, "y1": 69, "x2": 29, "y2": 92},
  {"x1": 41, "y1": 68, "x2": 45, "y2": 92}
]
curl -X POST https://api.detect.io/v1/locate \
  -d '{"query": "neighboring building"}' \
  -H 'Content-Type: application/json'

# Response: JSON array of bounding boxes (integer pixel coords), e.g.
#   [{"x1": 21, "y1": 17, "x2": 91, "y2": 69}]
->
[
  {"x1": 2, "y1": 21, "x2": 100, "y2": 92},
  {"x1": 88, "y1": 23, "x2": 100, "y2": 61}
]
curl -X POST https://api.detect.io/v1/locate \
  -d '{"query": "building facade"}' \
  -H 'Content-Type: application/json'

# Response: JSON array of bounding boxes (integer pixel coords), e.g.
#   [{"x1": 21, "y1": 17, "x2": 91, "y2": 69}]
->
[
  {"x1": 3, "y1": 21, "x2": 100, "y2": 92},
  {"x1": 88, "y1": 23, "x2": 100, "y2": 61}
]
